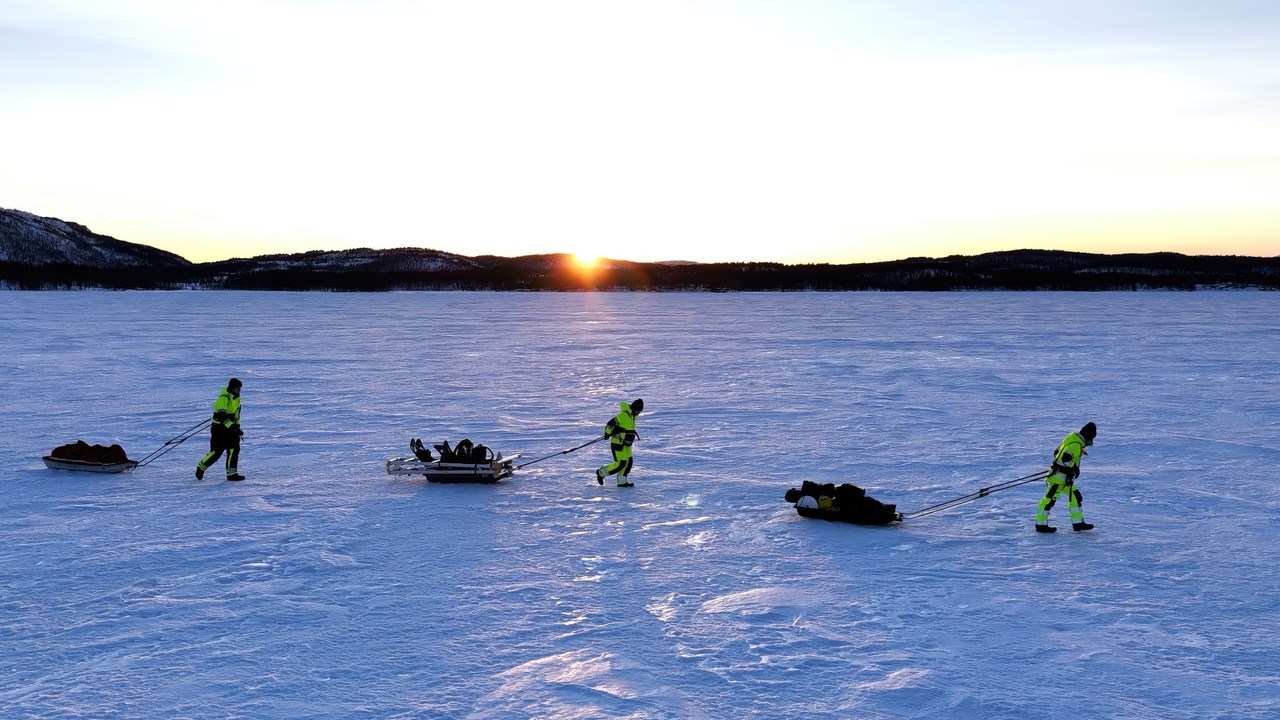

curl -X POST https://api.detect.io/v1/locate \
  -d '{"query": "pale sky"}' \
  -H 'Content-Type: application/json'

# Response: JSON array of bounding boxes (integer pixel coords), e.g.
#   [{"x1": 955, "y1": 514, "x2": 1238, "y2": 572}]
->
[{"x1": 2, "y1": 0, "x2": 1278, "y2": 264}]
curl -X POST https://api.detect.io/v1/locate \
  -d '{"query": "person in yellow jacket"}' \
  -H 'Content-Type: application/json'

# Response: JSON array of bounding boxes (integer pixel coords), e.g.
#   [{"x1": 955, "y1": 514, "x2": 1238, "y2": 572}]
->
[
  {"x1": 1034, "y1": 422, "x2": 1096, "y2": 533},
  {"x1": 596, "y1": 398, "x2": 643, "y2": 487},
  {"x1": 196, "y1": 378, "x2": 245, "y2": 481}
]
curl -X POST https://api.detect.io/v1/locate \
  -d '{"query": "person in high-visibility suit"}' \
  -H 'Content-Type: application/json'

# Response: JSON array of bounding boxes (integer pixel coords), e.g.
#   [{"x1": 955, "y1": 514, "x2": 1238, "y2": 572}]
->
[
  {"x1": 596, "y1": 398, "x2": 643, "y2": 487},
  {"x1": 196, "y1": 378, "x2": 245, "y2": 481},
  {"x1": 1034, "y1": 421, "x2": 1096, "y2": 533}
]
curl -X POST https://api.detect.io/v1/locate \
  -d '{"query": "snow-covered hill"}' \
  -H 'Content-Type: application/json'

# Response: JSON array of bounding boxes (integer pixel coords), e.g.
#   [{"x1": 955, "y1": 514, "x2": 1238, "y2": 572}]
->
[
  {"x1": 205, "y1": 247, "x2": 484, "y2": 274},
  {"x1": 0, "y1": 208, "x2": 189, "y2": 268}
]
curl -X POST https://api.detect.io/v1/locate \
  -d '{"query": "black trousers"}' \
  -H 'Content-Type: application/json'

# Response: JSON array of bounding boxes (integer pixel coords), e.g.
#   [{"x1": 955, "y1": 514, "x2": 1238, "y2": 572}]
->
[{"x1": 198, "y1": 426, "x2": 240, "y2": 473}]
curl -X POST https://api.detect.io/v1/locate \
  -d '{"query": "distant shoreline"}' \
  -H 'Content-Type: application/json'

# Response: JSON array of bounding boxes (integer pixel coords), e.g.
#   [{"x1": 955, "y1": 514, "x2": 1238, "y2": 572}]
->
[
  {"x1": 4, "y1": 250, "x2": 1278, "y2": 291},
  {"x1": 5, "y1": 207, "x2": 1277, "y2": 291}
]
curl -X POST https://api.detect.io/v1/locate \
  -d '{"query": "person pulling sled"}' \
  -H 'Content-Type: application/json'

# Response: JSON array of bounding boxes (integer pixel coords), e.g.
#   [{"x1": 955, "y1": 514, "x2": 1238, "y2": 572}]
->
[
  {"x1": 596, "y1": 398, "x2": 642, "y2": 487},
  {"x1": 196, "y1": 378, "x2": 245, "y2": 481},
  {"x1": 1034, "y1": 422, "x2": 1097, "y2": 533}
]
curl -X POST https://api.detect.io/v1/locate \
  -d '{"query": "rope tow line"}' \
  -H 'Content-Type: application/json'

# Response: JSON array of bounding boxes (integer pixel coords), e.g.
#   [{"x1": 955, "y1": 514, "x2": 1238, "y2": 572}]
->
[
  {"x1": 515, "y1": 435, "x2": 608, "y2": 471},
  {"x1": 135, "y1": 418, "x2": 213, "y2": 468},
  {"x1": 902, "y1": 469, "x2": 1051, "y2": 520}
]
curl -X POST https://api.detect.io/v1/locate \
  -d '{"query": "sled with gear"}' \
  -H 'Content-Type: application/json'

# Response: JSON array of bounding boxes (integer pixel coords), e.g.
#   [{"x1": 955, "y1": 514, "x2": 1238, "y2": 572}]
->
[
  {"x1": 42, "y1": 419, "x2": 215, "y2": 475},
  {"x1": 784, "y1": 481, "x2": 903, "y2": 526},
  {"x1": 43, "y1": 440, "x2": 139, "y2": 473},
  {"x1": 386, "y1": 438, "x2": 520, "y2": 483}
]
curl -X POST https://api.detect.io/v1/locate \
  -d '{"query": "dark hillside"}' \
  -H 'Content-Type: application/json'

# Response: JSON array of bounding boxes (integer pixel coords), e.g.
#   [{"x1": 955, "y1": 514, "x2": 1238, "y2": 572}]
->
[{"x1": 3, "y1": 208, "x2": 1276, "y2": 290}]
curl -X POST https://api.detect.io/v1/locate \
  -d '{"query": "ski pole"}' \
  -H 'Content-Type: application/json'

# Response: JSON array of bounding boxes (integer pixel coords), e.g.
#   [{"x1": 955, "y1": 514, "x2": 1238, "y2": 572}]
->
[
  {"x1": 135, "y1": 417, "x2": 213, "y2": 467},
  {"x1": 901, "y1": 469, "x2": 1050, "y2": 520},
  {"x1": 516, "y1": 435, "x2": 608, "y2": 470}
]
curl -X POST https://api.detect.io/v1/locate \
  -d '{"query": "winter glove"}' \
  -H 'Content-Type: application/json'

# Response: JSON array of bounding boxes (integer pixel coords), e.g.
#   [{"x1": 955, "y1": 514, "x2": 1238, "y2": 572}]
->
[{"x1": 238, "y1": 428, "x2": 245, "y2": 437}]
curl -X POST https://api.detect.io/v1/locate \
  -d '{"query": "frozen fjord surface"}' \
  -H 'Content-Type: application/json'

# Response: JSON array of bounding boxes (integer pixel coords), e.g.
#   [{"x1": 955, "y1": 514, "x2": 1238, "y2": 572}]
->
[{"x1": 1, "y1": 291, "x2": 1278, "y2": 719}]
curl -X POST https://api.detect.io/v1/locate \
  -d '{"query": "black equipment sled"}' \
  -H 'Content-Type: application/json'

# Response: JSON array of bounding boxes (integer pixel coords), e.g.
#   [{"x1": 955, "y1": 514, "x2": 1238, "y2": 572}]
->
[{"x1": 784, "y1": 481, "x2": 903, "y2": 525}]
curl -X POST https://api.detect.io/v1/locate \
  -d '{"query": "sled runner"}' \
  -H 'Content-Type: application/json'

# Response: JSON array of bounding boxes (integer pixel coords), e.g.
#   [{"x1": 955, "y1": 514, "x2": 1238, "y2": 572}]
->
[
  {"x1": 784, "y1": 481, "x2": 902, "y2": 525},
  {"x1": 386, "y1": 437, "x2": 520, "y2": 483},
  {"x1": 43, "y1": 441, "x2": 138, "y2": 474}
]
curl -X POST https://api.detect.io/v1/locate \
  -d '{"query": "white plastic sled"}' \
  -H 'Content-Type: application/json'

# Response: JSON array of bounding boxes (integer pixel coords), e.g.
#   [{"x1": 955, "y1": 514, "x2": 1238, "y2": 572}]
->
[{"x1": 42, "y1": 456, "x2": 139, "y2": 474}]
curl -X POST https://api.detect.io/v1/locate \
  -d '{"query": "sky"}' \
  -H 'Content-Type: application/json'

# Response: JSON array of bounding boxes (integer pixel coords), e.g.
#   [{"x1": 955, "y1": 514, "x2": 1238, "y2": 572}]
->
[{"x1": 2, "y1": 0, "x2": 1279, "y2": 264}]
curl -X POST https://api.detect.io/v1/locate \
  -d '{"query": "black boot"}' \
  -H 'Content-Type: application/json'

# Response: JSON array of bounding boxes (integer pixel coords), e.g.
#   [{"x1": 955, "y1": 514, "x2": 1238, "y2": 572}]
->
[
  {"x1": 195, "y1": 466, "x2": 204, "y2": 480},
  {"x1": 1072, "y1": 522, "x2": 1094, "y2": 531},
  {"x1": 1035, "y1": 524, "x2": 1057, "y2": 533}
]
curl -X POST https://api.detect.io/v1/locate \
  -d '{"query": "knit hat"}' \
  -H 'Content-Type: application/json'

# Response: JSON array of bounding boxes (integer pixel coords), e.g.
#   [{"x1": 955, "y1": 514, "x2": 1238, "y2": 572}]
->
[
  {"x1": 1080, "y1": 421, "x2": 1096, "y2": 442},
  {"x1": 228, "y1": 378, "x2": 243, "y2": 389},
  {"x1": 631, "y1": 398, "x2": 644, "y2": 414}
]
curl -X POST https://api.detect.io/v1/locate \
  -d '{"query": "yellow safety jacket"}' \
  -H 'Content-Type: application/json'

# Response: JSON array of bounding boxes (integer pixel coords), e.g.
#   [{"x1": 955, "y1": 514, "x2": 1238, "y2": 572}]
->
[
  {"x1": 1050, "y1": 431, "x2": 1086, "y2": 480},
  {"x1": 605, "y1": 402, "x2": 637, "y2": 446},
  {"x1": 213, "y1": 388, "x2": 241, "y2": 430}
]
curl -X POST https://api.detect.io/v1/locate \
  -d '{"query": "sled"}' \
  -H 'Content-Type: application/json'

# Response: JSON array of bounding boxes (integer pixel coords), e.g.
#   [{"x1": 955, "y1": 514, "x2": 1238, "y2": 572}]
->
[
  {"x1": 792, "y1": 500, "x2": 901, "y2": 525},
  {"x1": 43, "y1": 440, "x2": 139, "y2": 474},
  {"x1": 42, "y1": 456, "x2": 139, "y2": 474},
  {"x1": 386, "y1": 454, "x2": 521, "y2": 483},
  {"x1": 784, "y1": 481, "x2": 902, "y2": 526}
]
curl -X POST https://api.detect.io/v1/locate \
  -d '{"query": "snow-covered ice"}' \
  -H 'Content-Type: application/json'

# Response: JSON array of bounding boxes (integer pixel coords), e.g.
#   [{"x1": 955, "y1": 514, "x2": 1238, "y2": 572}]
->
[{"x1": 1, "y1": 290, "x2": 1278, "y2": 719}]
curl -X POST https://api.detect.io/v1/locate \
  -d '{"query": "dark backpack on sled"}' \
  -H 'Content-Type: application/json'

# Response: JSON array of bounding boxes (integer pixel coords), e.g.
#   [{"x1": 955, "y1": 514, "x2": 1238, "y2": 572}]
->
[
  {"x1": 454, "y1": 439, "x2": 494, "y2": 463},
  {"x1": 50, "y1": 440, "x2": 131, "y2": 464},
  {"x1": 468, "y1": 443, "x2": 494, "y2": 463},
  {"x1": 433, "y1": 439, "x2": 495, "y2": 464},
  {"x1": 410, "y1": 438, "x2": 434, "y2": 462}
]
